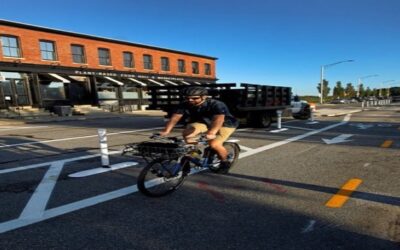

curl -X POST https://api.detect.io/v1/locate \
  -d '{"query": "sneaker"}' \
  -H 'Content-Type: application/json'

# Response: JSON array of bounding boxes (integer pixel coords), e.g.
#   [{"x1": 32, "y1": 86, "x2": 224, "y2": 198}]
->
[{"x1": 218, "y1": 160, "x2": 231, "y2": 174}]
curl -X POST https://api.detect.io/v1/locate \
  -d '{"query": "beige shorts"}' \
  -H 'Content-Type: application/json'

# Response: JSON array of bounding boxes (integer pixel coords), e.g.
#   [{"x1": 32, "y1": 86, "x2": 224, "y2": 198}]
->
[{"x1": 184, "y1": 122, "x2": 236, "y2": 143}]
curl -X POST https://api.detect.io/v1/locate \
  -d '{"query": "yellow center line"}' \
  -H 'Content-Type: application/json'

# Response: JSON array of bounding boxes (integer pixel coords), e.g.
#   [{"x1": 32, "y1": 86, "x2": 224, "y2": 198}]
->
[
  {"x1": 381, "y1": 140, "x2": 393, "y2": 148},
  {"x1": 325, "y1": 178, "x2": 362, "y2": 208}
]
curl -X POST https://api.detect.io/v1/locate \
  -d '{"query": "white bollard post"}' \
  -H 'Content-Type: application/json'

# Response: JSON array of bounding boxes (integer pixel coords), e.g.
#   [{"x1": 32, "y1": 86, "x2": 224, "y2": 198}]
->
[
  {"x1": 361, "y1": 101, "x2": 365, "y2": 110},
  {"x1": 310, "y1": 107, "x2": 315, "y2": 122},
  {"x1": 98, "y1": 128, "x2": 110, "y2": 167},
  {"x1": 276, "y1": 110, "x2": 282, "y2": 129}
]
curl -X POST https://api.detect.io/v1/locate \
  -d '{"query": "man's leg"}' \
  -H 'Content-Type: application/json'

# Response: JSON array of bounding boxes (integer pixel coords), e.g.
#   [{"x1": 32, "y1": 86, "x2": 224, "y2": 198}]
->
[
  {"x1": 182, "y1": 123, "x2": 208, "y2": 143},
  {"x1": 208, "y1": 127, "x2": 236, "y2": 161}
]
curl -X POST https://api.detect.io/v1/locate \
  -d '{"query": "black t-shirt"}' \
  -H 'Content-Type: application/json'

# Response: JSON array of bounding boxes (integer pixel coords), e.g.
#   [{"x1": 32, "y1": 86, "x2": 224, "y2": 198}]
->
[{"x1": 174, "y1": 99, "x2": 239, "y2": 128}]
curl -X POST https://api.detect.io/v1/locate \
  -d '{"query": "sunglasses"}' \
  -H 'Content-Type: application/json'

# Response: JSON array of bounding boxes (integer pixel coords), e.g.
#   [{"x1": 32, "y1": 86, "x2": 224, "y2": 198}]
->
[{"x1": 185, "y1": 96, "x2": 202, "y2": 100}]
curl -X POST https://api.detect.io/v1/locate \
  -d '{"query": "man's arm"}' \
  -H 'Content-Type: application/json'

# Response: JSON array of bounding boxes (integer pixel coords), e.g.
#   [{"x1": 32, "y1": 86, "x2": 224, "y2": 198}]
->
[
  {"x1": 207, "y1": 114, "x2": 225, "y2": 139},
  {"x1": 160, "y1": 113, "x2": 183, "y2": 136}
]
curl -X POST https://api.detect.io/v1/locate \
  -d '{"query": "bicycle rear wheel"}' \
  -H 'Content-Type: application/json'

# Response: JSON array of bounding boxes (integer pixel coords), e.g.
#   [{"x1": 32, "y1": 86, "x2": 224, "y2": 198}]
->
[
  {"x1": 208, "y1": 142, "x2": 240, "y2": 173},
  {"x1": 137, "y1": 159, "x2": 187, "y2": 197}
]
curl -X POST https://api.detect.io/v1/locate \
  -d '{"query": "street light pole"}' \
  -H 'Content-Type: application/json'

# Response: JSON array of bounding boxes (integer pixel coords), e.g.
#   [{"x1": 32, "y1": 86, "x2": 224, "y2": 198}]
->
[
  {"x1": 320, "y1": 59, "x2": 354, "y2": 104},
  {"x1": 357, "y1": 74, "x2": 379, "y2": 98}
]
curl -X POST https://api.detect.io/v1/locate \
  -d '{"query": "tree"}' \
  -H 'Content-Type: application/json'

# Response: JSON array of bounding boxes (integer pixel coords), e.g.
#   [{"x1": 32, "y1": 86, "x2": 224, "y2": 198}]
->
[
  {"x1": 358, "y1": 84, "x2": 365, "y2": 97},
  {"x1": 364, "y1": 87, "x2": 372, "y2": 97},
  {"x1": 390, "y1": 87, "x2": 400, "y2": 96},
  {"x1": 381, "y1": 88, "x2": 388, "y2": 97},
  {"x1": 345, "y1": 83, "x2": 356, "y2": 98},
  {"x1": 372, "y1": 88, "x2": 379, "y2": 97},
  {"x1": 317, "y1": 79, "x2": 330, "y2": 100},
  {"x1": 332, "y1": 81, "x2": 345, "y2": 99}
]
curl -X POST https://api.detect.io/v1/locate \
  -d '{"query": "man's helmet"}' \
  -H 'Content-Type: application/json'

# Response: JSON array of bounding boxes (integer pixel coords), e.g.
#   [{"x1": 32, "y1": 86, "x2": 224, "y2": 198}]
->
[{"x1": 181, "y1": 86, "x2": 208, "y2": 96}]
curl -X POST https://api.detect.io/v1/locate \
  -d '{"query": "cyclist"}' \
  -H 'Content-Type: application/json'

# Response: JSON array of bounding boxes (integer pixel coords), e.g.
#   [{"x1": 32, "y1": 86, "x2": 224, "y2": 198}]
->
[{"x1": 159, "y1": 86, "x2": 239, "y2": 172}]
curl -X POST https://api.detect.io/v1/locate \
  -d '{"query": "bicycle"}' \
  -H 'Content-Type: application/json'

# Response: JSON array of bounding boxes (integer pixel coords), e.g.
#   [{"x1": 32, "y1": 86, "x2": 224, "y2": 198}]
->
[{"x1": 122, "y1": 134, "x2": 240, "y2": 197}]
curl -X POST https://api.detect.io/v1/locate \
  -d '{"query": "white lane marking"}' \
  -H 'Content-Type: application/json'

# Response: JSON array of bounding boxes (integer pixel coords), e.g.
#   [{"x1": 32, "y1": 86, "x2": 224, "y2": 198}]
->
[
  {"x1": 282, "y1": 125, "x2": 315, "y2": 131},
  {"x1": 0, "y1": 151, "x2": 121, "y2": 175},
  {"x1": 306, "y1": 121, "x2": 319, "y2": 124},
  {"x1": 238, "y1": 144, "x2": 254, "y2": 151},
  {"x1": 236, "y1": 128, "x2": 251, "y2": 132},
  {"x1": 302, "y1": 220, "x2": 316, "y2": 233},
  {"x1": 0, "y1": 185, "x2": 138, "y2": 234},
  {"x1": 0, "y1": 127, "x2": 163, "y2": 149},
  {"x1": 0, "y1": 115, "x2": 352, "y2": 234},
  {"x1": 239, "y1": 115, "x2": 350, "y2": 159},
  {"x1": 349, "y1": 123, "x2": 373, "y2": 130},
  {"x1": 322, "y1": 134, "x2": 353, "y2": 144},
  {"x1": 69, "y1": 161, "x2": 138, "y2": 178},
  {"x1": 19, "y1": 162, "x2": 64, "y2": 219},
  {"x1": 0, "y1": 126, "x2": 49, "y2": 132},
  {"x1": 0, "y1": 167, "x2": 208, "y2": 233},
  {"x1": 270, "y1": 128, "x2": 288, "y2": 133}
]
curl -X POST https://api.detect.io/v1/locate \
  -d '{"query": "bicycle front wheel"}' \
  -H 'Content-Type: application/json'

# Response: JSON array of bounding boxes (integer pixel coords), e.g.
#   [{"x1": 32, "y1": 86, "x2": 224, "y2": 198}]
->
[{"x1": 137, "y1": 159, "x2": 186, "y2": 197}]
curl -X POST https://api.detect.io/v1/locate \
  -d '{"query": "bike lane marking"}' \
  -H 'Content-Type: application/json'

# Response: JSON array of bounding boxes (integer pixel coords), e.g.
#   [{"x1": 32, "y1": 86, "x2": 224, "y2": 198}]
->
[
  {"x1": 0, "y1": 116, "x2": 351, "y2": 234},
  {"x1": 0, "y1": 127, "x2": 163, "y2": 149},
  {"x1": 19, "y1": 162, "x2": 64, "y2": 219}
]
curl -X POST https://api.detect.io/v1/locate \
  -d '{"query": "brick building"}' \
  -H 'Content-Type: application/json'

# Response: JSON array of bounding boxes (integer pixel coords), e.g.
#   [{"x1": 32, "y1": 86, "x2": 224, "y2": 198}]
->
[{"x1": 0, "y1": 19, "x2": 217, "y2": 111}]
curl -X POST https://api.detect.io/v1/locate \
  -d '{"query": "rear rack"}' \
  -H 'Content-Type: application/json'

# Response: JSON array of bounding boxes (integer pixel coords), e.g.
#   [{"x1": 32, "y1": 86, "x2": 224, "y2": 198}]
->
[{"x1": 123, "y1": 141, "x2": 188, "y2": 160}]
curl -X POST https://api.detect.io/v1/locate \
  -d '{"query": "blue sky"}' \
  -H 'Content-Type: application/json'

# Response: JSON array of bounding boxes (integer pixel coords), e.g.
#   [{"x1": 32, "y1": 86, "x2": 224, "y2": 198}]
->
[{"x1": 1, "y1": 0, "x2": 399, "y2": 95}]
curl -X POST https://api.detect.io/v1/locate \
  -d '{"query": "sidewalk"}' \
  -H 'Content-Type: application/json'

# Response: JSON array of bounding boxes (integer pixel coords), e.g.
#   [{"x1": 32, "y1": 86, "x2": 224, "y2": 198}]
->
[
  {"x1": 314, "y1": 107, "x2": 362, "y2": 117},
  {"x1": 0, "y1": 110, "x2": 167, "y2": 126}
]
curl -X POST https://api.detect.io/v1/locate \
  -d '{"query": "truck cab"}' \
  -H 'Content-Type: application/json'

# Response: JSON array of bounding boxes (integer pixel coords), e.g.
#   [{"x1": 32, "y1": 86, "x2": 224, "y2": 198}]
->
[{"x1": 291, "y1": 95, "x2": 311, "y2": 120}]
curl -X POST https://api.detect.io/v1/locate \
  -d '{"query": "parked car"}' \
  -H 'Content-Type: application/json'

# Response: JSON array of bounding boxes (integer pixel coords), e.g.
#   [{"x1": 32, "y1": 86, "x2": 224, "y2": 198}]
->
[{"x1": 330, "y1": 98, "x2": 348, "y2": 104}]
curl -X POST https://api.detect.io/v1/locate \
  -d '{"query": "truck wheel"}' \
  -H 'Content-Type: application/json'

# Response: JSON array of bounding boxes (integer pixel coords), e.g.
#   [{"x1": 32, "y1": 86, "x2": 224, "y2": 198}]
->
[{"x1": 249, "y1": 112, "x2": 272, "y2": 128}]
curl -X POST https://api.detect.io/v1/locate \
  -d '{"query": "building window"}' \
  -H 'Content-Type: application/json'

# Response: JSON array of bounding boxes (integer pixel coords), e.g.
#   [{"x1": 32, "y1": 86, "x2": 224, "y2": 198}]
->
[
  {"x1": 98, "y1": 48, "x2": 111, "y2": 65},
  {"x1": 40, "y1": 40, "x2": 57, "y2": 61},
  {"x1": 123, "y1": 52, "x2": 134, "y2": 68},
  {"x1": 1, "y1": 35, "x2": 21, "y2": 58},
  {"x1": 143, "y1": 54, "x2": 153, "y2": 69},
  {"x1": 192, "y1": 61, "x2": 199, "y2": 74},
  {"x1": 161, "y1": 57, "x2": 170, "y2": 71},
  {"x1": 204, "y1": 63, "x2": 211, "y2": 75},
  {"x1": 178, "y1": 59, "x2": 185, "y2": 73},
  {"x1": 71, "y1": 44, "x2": 86, "y2": 63}
]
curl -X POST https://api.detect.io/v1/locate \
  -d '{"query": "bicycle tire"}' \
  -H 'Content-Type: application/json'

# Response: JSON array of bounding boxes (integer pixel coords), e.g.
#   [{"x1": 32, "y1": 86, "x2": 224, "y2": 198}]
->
[
  {"x1": 137, "y1": 159, "x2": 187, "y2": 197},
  {"x1": 208, "y1": 142, "x2": 240, "y2": 173}
]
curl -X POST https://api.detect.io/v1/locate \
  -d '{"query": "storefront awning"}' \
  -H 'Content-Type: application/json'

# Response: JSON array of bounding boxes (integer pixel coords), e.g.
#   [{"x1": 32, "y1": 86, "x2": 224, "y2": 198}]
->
[
  {"x1": 68, "y1": 75, "x2": 87, "y2": 82},
  {"x1": 128, "y1": 78, "x2": 147, "y2": 86},
  {"x1": 148, "y1": 79, "x2": 164, "y2": 86},
  {"x1": 164, "y1": 80, "x2": 178, "y2": 86},
  {"x1": 181, "y1": 80, "x2": 191, "y2": 85},
  {"x1": 48, "y1": 73, "x2": 70, "y2": 83},
  {"x1": 104, "y1": 76, "x2": 124, "y2": 86}
]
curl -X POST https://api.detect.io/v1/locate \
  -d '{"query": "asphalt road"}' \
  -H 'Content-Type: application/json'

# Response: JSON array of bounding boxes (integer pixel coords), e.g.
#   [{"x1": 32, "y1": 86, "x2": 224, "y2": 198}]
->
[{"x1": 0, "y1": 104, "x2": 399, "y2": 249}]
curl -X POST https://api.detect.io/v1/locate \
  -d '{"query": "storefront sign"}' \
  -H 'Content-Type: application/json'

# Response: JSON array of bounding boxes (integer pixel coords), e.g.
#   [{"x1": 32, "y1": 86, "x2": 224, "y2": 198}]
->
[{"x1": 73, "y1": 70, "x2": 186, "y2": 81}]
